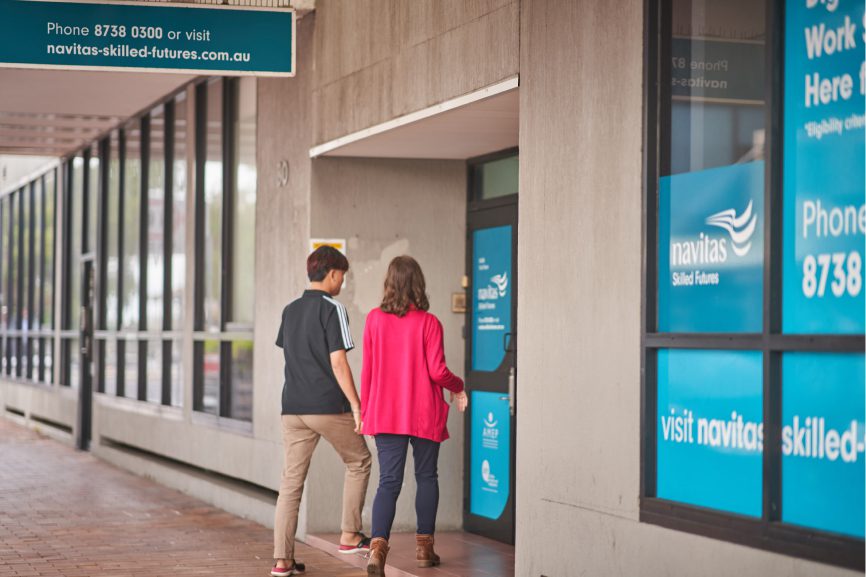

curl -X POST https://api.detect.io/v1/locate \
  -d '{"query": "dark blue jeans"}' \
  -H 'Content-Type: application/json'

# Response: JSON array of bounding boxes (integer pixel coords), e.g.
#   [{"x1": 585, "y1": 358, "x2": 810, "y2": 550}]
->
[{"x1": 371, "y1": 434, "x2": 441, "y2": 540}]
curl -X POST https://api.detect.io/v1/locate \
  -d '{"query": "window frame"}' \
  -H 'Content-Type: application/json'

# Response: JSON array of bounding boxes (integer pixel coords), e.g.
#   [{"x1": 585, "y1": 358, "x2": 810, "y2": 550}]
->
[
  {"x1": 0, "y1": 165, "x2": 58, "y2": 386},
  {"x1": 192, "y1": 77, "x2": 255, "y2": 423},
  {"x1": 640, "y1": 0, "x2": 865, "y2": 570}
]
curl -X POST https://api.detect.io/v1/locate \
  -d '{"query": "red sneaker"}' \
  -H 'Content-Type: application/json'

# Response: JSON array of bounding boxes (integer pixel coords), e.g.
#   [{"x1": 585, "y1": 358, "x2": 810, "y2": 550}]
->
[
  {"x1": 338, "y1": 533, "x2": 371, "y2": 554},
  {"x1": 271, "y1": 560, "x2": 305, "y2": 576}
]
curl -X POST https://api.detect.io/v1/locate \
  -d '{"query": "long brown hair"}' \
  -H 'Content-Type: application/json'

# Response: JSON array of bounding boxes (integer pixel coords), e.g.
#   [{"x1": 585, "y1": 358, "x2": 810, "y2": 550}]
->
[{"x1": 380, "y1": 256, "x2": 430, "y2": 317}]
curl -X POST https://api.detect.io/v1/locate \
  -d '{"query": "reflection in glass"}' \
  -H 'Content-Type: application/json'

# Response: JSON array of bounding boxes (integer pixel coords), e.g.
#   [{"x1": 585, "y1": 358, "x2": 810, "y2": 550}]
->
[
  {"x1": 21, "y1": 185, "x2": 30, "y2": 377},
  {"x1": 123, "y1": 124, "x2": 141, "y2": 331},
  {"x1": 124, "y1": 340, "x2": 138, "y2": 399},
  {"x1": 201, "y1": 339, "x2": 220, "y2": 415},
  {"x1": 146, "y1": 340, "x2": 161, "y2": 403},
  {"x1": 33, "y1": 179, "x2": 42, "y2": 334},
  {"x1": 148, "y1": 106, "x2": 166, "y2": 332},
  {"x1": 667, "y1": 0, "x2": 766, "y2": 176},
  {"x1": 172, "y1": 92, "x2": 188, "y2": 331},
  {"x1": 203, "y1": 79, "x2": 223, "y2": 332},
  {"x1": 106, "y1": 132, "x2": 120, "y2": 331},
  {"x1": 171, "y1": 339, "x2": 183, "y2": 407},
  {"x1": 233, "y1": 78, "x2": 256, "y2": 328},
  {"x1": 0, "y1": 198, "x2": 6, "y2": 335},
  {"x1": 104, "y1": 339, "x2": 117, "y2": 396},
  {"x1": 230, "y1": 340, "x2": 254, "y2": 421},
  {"x1": 69, "y1": 158, "x2": 83, "y2": 331},
  {"x1": 43, "y1": 339, "x2": 53, "y2": 385},
  {"x1": 69, "y1": 338, "x2": 80, "y2": 389},
  {"x1": 88, "y1": 146, "x2": 99, "y2": 254},
  {"x1": 9, "y1": 192, "x2": 18, "y2": 333},
  {"x1": 43, "y1": 170, "x2": 55, "y2": 333},
  {"x1": 475, "y1": 155, "x2": 518, "y2": 201}
]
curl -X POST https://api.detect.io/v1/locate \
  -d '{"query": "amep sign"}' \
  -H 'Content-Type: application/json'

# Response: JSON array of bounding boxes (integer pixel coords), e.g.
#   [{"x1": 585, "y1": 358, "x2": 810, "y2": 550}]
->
[{"x1": 0, "y1": 0, "x2": 295, "y2": 76}]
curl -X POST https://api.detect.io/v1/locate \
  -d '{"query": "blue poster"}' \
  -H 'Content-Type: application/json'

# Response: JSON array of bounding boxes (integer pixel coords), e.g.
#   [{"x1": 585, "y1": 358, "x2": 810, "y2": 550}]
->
[
  {"x1": 656, "y1": 349, "x2": 763, "y2": 517},
  {"x1": 782, "y1": 0, "x2": 865, "y2": 334},
  {"x1": 782, "y1": 353, "x2": 865, "y2": 538},
  {"x1": 658, "y1": 162, "x2": 764, "y2": 332},
  {"x1": 472, "y1": 226, "x2": 512, "y2": 372},
  {"x1": 470, "y1": 391, "x2": 510, "y2": 520}
]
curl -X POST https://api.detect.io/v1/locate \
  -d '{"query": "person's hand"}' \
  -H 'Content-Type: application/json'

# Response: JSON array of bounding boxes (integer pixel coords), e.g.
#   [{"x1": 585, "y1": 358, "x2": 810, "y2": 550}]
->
[
  {"x1": 351, "y1": 409, "x2": 362, "y2": 434},
  {"x1": 449, "y1": 390, "x2": 469, "y2": 413}
]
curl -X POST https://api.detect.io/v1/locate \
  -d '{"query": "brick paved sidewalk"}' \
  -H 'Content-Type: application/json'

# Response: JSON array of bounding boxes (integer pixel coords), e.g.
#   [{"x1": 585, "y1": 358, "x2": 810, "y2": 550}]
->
[{"x1": 0, "y1": 418, "x2": 365, "y2": 577}]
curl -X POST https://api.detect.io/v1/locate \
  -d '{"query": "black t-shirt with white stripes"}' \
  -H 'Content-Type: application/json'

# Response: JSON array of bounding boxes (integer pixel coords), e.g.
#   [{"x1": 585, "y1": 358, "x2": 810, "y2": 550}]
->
[{"x1": 276, "y1": 289, "x2": 355, "y2": 415}]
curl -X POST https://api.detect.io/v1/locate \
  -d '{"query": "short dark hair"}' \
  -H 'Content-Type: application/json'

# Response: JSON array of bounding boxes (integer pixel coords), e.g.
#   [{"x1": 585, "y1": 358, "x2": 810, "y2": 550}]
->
[{"x1": 307, "y1": 246, "x2": 349, "y2": 282}]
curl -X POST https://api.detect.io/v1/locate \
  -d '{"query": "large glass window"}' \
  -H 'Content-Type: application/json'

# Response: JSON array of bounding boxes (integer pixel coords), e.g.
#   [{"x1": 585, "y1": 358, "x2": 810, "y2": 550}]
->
[
  {"x1": 123, "y1": 122, "x2": 141, "y2": 398},
  {"x1": 0, "y1": 168, "x2": 57, "y2": 385},
  {"x1": 170, "y1": 92, "x2": 188, "y2": 407},
  {"x1": 194, "y1": 78, "x2": 256, "y2": 421},
  {"x1": 643, "y1": 0, "x2": 864, "y2": 569},
  {"x1": 203, "y1": 79, "x2": 223, "y2": 334},
  {"x1": 0, "y1": 197, "x2": 6, "y2": 374}
]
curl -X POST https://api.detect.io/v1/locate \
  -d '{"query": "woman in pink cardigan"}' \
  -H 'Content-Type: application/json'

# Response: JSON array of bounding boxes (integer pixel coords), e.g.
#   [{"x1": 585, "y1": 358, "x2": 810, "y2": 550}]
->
[{"x1": 361, "y1": 256, "x2": 468, "y2": 575}]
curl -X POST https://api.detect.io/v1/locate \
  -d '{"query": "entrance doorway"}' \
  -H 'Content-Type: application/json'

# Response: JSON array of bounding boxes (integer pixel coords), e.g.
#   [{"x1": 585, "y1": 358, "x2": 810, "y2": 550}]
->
[{"x1": 464, "y1": 149, "x2": 518, "y2": 545}]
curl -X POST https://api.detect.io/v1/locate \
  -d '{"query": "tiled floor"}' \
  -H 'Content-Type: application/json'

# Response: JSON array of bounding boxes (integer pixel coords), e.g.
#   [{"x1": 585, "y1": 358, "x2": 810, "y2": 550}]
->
[
  {"x1": 307, "y1": 532, "x2": 515, "y2": 577},
  {"x1": 0, "y1": 418, "x2": 364, "y2": 577}
]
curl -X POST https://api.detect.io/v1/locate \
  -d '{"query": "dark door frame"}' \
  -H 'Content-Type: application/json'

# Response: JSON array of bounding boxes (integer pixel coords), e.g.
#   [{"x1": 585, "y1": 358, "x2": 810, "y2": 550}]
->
[
  {"x1": 463, "y1": 147, "x2": 519, "y2": 545},
  {"x1": 75, "y1": 252, "x2": 95, "y2": 451}
]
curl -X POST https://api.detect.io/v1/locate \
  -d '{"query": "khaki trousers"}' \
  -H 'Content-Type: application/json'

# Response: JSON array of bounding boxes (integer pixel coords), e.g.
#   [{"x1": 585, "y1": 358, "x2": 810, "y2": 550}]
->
[{"x1": 273, "y1": 413, "x2": 372, "y2": 561}]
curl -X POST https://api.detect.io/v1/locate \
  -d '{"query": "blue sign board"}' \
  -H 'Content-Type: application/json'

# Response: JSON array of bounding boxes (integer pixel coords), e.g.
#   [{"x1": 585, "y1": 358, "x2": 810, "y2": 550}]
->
[
  {"x1": 657, "y1": 349, "x2": 763, "y2": 517},
  {"x1": 782, "y1": 0, "x2": 865, "y2": 333},
  {"x1": 470, "y1": 391, "x2": 510, "y2": 520},
  {"x1": 0, "y1": 0, "x2": 295, "y2": 76},
  {"x1": 658, "y1": 162, "x2": 764, "y2": 332},
  {"x1": 782, "y1": 353, "x2": 865, "y2": 538},
  {"x1": 472, "y1": 226, "x2": 512, "y2": 372}
]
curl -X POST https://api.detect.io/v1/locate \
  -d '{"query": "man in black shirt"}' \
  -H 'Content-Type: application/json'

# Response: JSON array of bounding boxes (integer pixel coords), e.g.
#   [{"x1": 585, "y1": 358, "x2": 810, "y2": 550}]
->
[{"x1": 272, "y1": 246, "x2": 372, "y2": 577}]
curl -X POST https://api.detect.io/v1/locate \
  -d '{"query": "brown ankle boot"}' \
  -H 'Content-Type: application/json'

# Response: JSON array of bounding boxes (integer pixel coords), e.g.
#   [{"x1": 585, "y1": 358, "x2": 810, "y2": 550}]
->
[
  {"x1": 416, "y1": 534, "x2": 441, "y2": 568},
  {"x1": 366, "y1": 537, "x2": 389, "y2": 576}
]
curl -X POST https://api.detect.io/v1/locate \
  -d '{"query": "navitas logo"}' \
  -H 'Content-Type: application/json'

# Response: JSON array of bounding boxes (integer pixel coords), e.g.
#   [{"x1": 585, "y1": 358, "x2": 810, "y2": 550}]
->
[
  {"x1": 491, "y1": 272, "x2": 508, "y2": 297},
  {"x1": 479, "y1": 272, "x2": 508, "y2": 300},
  {"x1": 705, "y1": 200, "x2": 758, "y2": 257},
  {"x1": 671, "y1": 200, "x2": 759, "y2": 268}
]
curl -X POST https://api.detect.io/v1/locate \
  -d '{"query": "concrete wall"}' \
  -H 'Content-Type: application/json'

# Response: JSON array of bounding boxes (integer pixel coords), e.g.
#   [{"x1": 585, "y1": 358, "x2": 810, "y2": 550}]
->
[
  {"x1": 515, "y1": 1, "x2": 858, "y2": 576},
  {"x1": 312, "y1": 0, "x2": 519, "y2": 145},
  {"x1": 306, "y1": 156, "x2": 467, "y2": 532}
]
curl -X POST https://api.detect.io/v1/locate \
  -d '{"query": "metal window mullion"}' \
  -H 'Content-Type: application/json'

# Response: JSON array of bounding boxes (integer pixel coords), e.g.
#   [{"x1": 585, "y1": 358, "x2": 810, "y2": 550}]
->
[
  {"x1": 37, "y1": 176, "x2": 46, "y2": 382},
  {"x1": 0, "y1": 199, "x2": 4, "y2": 371},
  {"x1": 640, "y1": 0, "x2": 662, "y2": 503},
  {"x1": 0, "y1": 200, "x2": 5, "y2": 374},
  {"x1": 96, "y1": 138, "x2": 110, "y2": 393},
  {"x1": 26, "y1": 183, "x2": 36, "y2": 380},
  {"x1": 16, "y1": 188, "x2": 25, "y2": 377},
  {"x1": 162, "y1": 100, "x2": 175, "y2": 406},
  {"x1": 219, "y1": 78, "x2": 236, "y2": 419},
  {"x1": 116, "y1": 130, "x2": 126, "y2": 398},
  {"x1": 192, "y1": 82, "x2": 207, "y2": 412},
  {"x1": 61, "y1": 163, "x2": 73, "y2": 386},
  {"x1": 763, "y1": 0, "x2": 785, "y2": 525},
  {"x1": 138, "y1": 116, "x2": 150, "y2": 402}
]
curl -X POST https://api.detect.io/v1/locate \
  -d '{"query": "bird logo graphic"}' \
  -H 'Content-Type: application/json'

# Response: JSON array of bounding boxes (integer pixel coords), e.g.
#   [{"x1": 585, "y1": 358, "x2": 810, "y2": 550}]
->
[
  {"x1": 705, "y1": 200, "x2": 758, "y2": 257},
  {"x1": 490, "y1": 272, "x2": 508, "y2": 297}
]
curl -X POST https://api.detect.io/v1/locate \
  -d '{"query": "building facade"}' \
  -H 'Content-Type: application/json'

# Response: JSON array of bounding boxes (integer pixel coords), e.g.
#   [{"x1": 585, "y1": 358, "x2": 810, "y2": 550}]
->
[{"x1": 0, "y1": 1, "x2": 863, "y2": 575}]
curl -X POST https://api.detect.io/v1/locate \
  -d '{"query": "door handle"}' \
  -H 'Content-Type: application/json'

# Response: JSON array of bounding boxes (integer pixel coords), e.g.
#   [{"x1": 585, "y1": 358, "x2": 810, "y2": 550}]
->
[{"x1": 507, "y1": 366, "x2": 515, "y2": 416}]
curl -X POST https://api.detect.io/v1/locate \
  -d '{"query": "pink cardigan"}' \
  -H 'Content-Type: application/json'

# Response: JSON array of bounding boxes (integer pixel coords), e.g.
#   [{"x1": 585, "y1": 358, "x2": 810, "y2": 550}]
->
[{"x1": 360, "y1": 307, "x2": 464, "y2": 442}]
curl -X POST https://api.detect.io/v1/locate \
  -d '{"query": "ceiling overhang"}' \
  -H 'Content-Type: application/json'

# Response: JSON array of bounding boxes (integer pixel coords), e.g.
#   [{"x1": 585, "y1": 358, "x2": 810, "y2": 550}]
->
[
  {"x1": 309, "y1": 76, "x2": 519, "y2": 160},
  {"x1": 0, "y1": 68, "x2": 194, "y2": 157}
]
